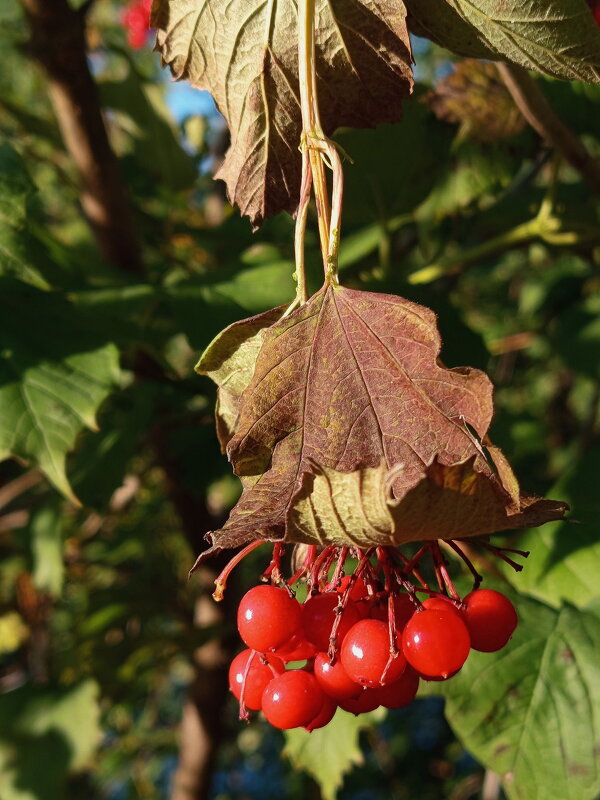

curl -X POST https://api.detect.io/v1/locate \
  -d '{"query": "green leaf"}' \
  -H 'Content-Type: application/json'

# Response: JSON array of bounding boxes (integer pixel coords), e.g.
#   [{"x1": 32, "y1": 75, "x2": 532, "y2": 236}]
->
[
  {"x1": 0, "y1": 281, "x2": 120, "y2": 501},
  {"x1": 69, "y1": 383, "x2": 158, "y2": 508},
  {"x1": 415, "y1": 138, "x2": 520, "y2": 223},
  {"x1": 334, "y1": 96, "x2": 453, "y2": 227},
  {"x1": 406, "y1": 0, "x2": 600, "y2": 83},
  {"x1": 429, "y1": 592, "x2": 600, "y2": 800},
  {"x1": 284, "y1": 709, "x2": 379, "y2": 800},
  {"x1": 30, "y1": 503, "x2": 64, "y2": 598},
  {"x1": 0, "y1": 144, "x2": 54, "y2": 289},
  {"x1": 0, "y1": 680, "x2": 101, "y2": 800},
  {"x1": 501, "y1": 445, "x2": 600, "y2": 609},
  {"x1": 100, "y1": 63, "x2": 197, "y2": 192},
  {"x1": 153, "y1": 0, "x2": 413, "y2": 225}
]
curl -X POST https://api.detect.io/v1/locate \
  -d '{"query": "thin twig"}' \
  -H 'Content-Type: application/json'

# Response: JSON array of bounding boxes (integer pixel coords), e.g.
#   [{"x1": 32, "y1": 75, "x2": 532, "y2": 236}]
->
[{"x1": 497, "y1": 62, "x2": 600, "y2": 195}]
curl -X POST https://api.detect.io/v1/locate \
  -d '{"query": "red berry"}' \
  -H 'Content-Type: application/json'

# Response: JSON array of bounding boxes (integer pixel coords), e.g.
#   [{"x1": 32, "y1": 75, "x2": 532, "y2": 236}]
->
[
  {"x1": 237, "y1": 585, "x2": 302, "y2": 653},
  {"x1": 371, "y1": 665, "x2": 420, "y2": 709},
  {"x1": 336, "y1": 575, "x2": 369, "y2": 601},
  {"x1": 301, "y1": 592, "x2": 361, "y2": 652},
  {"x1": 261, "y1": 670, "x2": 324, "y2": 730},
  {"x1": 304, "y1": 693, "x2": 337, "y2": 731},
  {"x1": 122, "y1": 0, "x2": 151, "y2": 49},
  {"x1": 274, "y1": 631, "x2": 318, "y2": 662},
  {"x1": 338, "y1": 686, "x2": 381, "y2": 715},
  {"x1": 341, "y1": 619, "x2": 406, "y2": 687},
  {"x1": 422, "y1": 596, "x2": 465, "y2": 619},
  {"x1": 463, "y1": 589, "x2": 518, "y2": 652},
  {"x1": 314, "y1": 652, "x2": 362, "y2": 701},
  {"x1": 402, "y1": 609, "x2": 470, "y2": 679},
  {"x1": 228, "y1": 650, "x2": 284, "y2": 711}
]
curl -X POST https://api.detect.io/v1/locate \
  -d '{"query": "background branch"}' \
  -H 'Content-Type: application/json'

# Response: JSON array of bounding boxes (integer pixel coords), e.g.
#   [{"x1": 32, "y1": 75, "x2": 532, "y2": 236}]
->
[
  {"x1": 20, "y1": 0, "x2": 143, "y2": 274},
  {"x1": 497, "y1": 61, "x2": 600, "y2": 195}
]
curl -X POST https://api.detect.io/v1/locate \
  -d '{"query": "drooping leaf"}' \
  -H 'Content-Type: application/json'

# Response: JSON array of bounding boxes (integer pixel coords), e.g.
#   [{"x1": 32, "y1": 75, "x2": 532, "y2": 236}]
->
[
  {"x1": 197, "y1": 286, "x2": 564, "y2": 558},
  {"x1": 0, "y1": 280, "x2": 120, "y2": 501},
  {"x1": 287, "y1": 458, "x2": 567, "y2": 547},
  {"x1": 427, "y1": 589, "x2": 600, "y2": 800},
  {"x1": 152, "y1": 0, "x2": 413, "y2": 226},
  {"x1": 406, "y1": 0, "x2": 600, "y2": 83},
  {"x1": 196, "y1": 305, "x2": 286, "y2": 451},
  {"x1": 284, "y1": 709, "x2": 381, "y2": 800}
]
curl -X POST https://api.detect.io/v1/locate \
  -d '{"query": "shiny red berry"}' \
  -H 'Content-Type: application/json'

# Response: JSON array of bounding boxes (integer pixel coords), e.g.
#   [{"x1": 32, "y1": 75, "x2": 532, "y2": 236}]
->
[
  {"x1": 371, "y1": 665, "x2": 420, "y2": 709},
  {"x1": 273, "y1": 631, "x2": 318, "y2": 662},
  {"x1": 402, "y1": 609, "x2": 470, "y2": 679},
  {"x1": 302, "y1": 592, "x2": 361, "y2": 652},
  {"x1": 422, "y1": 596, "x2": 465, "y2": 619},
  {"x1": 261, "y1": 670, "x2": 324, "y2": 730},
  {"x1": 341, "y1": 619, "x2": 406, "y2": 686},
  {"x1": 336, "y1": 575, "x2": 369, "y2": 600},
  {"x1": 228, "y1": 650, "x2": 284, "y2": 711},
  {"x1": 237, "y1": 585, "x2": 302, "y2": 652},
  {"x1": 338, "y1": 686, "x2": 381, "y2": 715},
  {"x1": 314, "y1": 652, "x2": 362, "y2": 701},
  {"x1": 304, "y1": 693, "x2": 337, "y2": 731},
  {"x1": 463, "y1": 589, "x2": 518, "y2": 652}
]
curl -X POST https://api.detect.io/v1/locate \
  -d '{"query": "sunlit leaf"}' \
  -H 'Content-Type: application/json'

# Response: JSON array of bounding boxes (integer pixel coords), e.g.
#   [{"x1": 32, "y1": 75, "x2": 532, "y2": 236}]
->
[
  {"x1": 428, "y1": 589, "x2": 600, "y2": 800},
  {"x1": 197, "y1": 286, "x2": 564, "y2": 558},
  {"x1": 406, "y1": 0, "x2": 600, "y2": 83},
  {"x1": 153, "y1": 0, "x2": 413, "y2": 225},
  {"x1": 0, "y1": 281, "x2": 120, "y2": 501},
  {"x1": 284, "y1": 709, "x2": 381, "y2": 800}
]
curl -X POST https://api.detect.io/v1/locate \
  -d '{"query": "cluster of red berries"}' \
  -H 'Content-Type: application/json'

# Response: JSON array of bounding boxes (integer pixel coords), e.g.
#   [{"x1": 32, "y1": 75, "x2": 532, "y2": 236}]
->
[
  {"x1": 122, "y1": 0, "x2": 152, "y2": 49},
  {"x1": 228, "y1": 565, "x2": 518, "y2": 731}
]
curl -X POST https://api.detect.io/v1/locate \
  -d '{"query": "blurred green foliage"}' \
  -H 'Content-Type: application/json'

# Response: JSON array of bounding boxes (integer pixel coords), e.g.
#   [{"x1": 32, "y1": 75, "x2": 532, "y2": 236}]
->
[{"x1": 0, "y1": 2, "x2": 599, "y2": 799}]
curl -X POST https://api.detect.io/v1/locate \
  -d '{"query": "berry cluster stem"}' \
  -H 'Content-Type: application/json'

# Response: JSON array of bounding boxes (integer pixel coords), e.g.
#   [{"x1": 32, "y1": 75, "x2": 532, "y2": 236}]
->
[{"x1": 296, "y1": 0, "x2": 343, "y2": 294}]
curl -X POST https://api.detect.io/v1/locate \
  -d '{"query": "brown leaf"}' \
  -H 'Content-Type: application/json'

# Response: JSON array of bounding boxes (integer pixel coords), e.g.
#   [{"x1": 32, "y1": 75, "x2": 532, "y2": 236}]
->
[
  {"x1": 286, "y1": 459, "x2": 567, "y2": 547},
  {"x1": 200, "y1": 285, "x2": 504, "y2": 556},
  {"x1": 152, "y1": 0, "x2": 413, "y2": 227},
  {"x1": 427, "y1": 61, "x2": 526, "y2": 143},
  {"x1": 196, "y1": 306, "x2": 286, "y2": 452}
]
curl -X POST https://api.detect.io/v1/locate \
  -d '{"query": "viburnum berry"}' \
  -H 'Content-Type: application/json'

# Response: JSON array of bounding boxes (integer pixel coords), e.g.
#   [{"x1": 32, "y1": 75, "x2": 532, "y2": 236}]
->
[
  {"x1": 338, "y1": 685, "x2": 382, "y2": 715},
  {"x1": 402, "y1": 609, "x2": 471, "y2": 679},
  {"x1": 302, "y1": 592, "x2": 361, "y2": 651},
  {"x1": 228, "y1": 649, "x2": 284, "y2": 711},
  {"x1": 304, "y1": 693, "x2": 338, "y2": 731},
  {"x1": 336, "y1": 574, "x2": 369, "y2": 601},
  {"x1": 341, "y1": 618, "x2": 406, "y2": 686},
  {"x1": 314, "y1": 651, "x2": 362, "y2": 701},
  {"x1": 217, "y1": 536, "x2": 532, "y2": 729},
  {"x1": 273, "y1": 631, "x2": 317, "y2": 662},
  {"x1": 237, "y1": 585, "x2": 302, "y2": 652},
  {"x1": 463, "y1": 589, "x2": 518, "y2": 652},
  {"x1": 422, "y1": 595, "x2": 465, "y2": 619},
  {"x1": 370, "y1": 665, "x2": 420, "y2": 709},
  {"x1": 261, "y1": 670, "x2": 324, "y2": 730}
]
